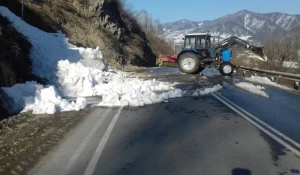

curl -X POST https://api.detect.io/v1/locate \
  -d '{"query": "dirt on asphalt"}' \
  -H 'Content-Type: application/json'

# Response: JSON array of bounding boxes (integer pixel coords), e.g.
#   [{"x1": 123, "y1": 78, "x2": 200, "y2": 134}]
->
[{"x1": 0, "y1": 107, "x2": 95, "y2": 175}]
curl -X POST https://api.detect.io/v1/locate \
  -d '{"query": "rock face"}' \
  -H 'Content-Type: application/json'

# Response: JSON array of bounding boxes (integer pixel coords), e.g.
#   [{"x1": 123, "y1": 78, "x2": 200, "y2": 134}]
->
[
  {"x1": 0, "y1": 15, "x2": 32, "y2": 87},
  {"x1": 0, "y1": 15, "x2": 32, "y2": 119}
]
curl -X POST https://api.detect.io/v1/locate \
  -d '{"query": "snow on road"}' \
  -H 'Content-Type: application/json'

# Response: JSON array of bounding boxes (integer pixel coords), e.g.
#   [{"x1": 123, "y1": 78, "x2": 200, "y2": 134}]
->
[
  {"x1": 245, "y1": 76, "x2": 292, "y2": 91},
  {"x1": 0, "y1": 7, "x2": 222, "y2": 115},
  {"x1": 2, "y1": 82, "x2": 86, "y2": 114},
  {"x1": 235, "y1": 82, "x2": 269, "y2": 98},
  {"x1": 192, "y1": 84, "x2": 223, "y2": 96}
]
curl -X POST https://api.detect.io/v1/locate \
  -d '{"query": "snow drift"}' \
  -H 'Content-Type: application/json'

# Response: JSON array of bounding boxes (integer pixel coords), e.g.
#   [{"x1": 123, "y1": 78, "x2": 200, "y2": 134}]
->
[{"x1": 0, "y1": 6, "x2": 105, "y2": 82}]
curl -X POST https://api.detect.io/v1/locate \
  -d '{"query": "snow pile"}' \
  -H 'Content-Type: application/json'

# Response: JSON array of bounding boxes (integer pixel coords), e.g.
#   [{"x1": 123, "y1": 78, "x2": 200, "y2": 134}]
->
[
  {"x1": 56, "y1": 60, "x2": 112, "y2": 97},
  {"x1": 0, "y1": 6, "x2": 106, "y2": 82},
  {"x1": 2, "y1": 59, "x2": 182, "y2": 113},
  {"x1": 99, "y1": 88, "x2": 182, "y2": 107},
  {"x1": 235, "y1": 82, "x2": 269, "y2": 98},
  {"x1": 2, "y1": 82, "x2": 86, "y2": 114},
  {"x1": 97, "y1": 77, "x2": 181, "y2": 107},
  {"x1": 56, "y1": 60, "x2": 177, "y2": 98},
  {"x1": 245, "y1": 76, "x2": 291, "y2": 90},
  {"x1": 192, "y1": 84, "x2": 223, "y2": 96}
]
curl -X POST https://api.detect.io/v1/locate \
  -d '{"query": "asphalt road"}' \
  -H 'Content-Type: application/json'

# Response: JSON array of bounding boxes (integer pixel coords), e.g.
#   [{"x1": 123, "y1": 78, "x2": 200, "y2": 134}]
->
[
  {"x1": 29, "y1": 68, "x2": 300, "y2": 175},
  {"x1": 220, "y1": 82, "x2": 300, "y2": 144}
]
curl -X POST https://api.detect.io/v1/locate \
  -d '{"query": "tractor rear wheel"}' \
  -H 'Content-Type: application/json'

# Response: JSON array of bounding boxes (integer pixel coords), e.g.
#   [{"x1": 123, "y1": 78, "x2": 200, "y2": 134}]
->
[
  {"x1": 178, "y1": 53, "x2": 203, "y2": 74},
  {"x1": 219, "y1": 62, "x2": 234, "y2": 76}
]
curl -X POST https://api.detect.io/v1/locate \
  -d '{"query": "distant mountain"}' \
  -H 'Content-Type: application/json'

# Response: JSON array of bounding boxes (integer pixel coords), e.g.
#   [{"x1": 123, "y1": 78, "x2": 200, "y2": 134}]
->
[{"x1": 162, "y1": 10, "x2": 300, "y2": 43}]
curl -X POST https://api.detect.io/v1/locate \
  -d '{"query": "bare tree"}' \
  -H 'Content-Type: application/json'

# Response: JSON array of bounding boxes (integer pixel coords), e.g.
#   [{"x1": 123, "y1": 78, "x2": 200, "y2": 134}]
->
[
  {"x1": 146, "y1": 14, "x2": 153, "y2": 32},
  {"x1": 263, "y1": 32, "x2": 300, "y2": 71},
  {"x1": 136, "y1": 10, "x2": 149, "y2": 29},
  {"x1": 135, "y1": 10, "x2": 164, "y2": 36},
  {"x1": 153, "y1": 19, "x2": 164, "y2": 35}
]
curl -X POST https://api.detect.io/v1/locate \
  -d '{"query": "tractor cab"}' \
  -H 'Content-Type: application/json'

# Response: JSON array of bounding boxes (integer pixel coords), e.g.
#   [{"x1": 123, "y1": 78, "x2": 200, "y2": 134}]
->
[{"x1": 183, "y1": 33, "x2": 211, "y2": 50}]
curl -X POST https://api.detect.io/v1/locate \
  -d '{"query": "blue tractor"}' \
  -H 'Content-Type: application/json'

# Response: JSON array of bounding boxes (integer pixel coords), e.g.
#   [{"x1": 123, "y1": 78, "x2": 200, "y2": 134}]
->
[{"x1": 177, "y1": 33, "x2": 267, "y2": 75}]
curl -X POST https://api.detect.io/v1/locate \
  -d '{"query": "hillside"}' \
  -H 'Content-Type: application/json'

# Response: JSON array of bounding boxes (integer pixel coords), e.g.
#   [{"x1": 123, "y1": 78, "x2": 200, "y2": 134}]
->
[
  {"x1": 162, "y1": 10, "x2": 300, "y2": 43},
  {"x1": 0, "y1": 0, "x2": 175, "y2": 119},
  {"x1": 0, "y1": 0, "x2": 174, "y2": 68}
]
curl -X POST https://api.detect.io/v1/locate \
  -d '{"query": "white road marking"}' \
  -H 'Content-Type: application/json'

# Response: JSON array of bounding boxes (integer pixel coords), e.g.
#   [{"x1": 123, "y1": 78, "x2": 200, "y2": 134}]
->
[
  {"x1": 84, "y1": 106, "x2": 124, "y2": 175},
  {"x1": 215, "y1": 92, "x2": 300, "y2": 149},
  {"x1": 193, "y1": 78, "x2": 300, "y2": 151},
  {"x1": 212, "y1": 93, "x2": 300, "y2": 157},
  {"x1": 64, "y1": 108, "x2": 112, "y2": 174}
]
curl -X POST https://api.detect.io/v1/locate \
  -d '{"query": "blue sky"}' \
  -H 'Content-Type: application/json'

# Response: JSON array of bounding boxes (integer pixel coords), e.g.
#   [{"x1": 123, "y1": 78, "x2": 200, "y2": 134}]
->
[{"x1": 127, "y1": 0, "x2": 300, "y2": 23}]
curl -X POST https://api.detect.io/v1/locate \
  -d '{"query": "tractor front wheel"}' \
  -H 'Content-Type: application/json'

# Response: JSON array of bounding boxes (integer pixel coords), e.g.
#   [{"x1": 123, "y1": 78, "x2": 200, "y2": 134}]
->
[
  {"x1": 178, "y1": 53, "x2": 202, "y2": 74},
  {"x1": 219, "y1": 62, "x2": 234, "y2": 76}
]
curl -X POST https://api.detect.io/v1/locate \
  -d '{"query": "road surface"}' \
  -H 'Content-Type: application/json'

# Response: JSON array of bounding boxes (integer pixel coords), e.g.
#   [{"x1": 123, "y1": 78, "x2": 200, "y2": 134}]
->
[{"x1": 29, "y1": 68, "x2": 300, "y2": 175}]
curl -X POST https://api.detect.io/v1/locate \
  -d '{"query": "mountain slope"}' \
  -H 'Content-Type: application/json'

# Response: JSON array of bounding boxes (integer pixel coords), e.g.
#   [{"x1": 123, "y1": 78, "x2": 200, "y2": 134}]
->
[
  {"x1": 163, "y1": 10, "x2": 300, "y2": 42},
  {"x1": 163, "y1": 19, "x2": 202, "y2": 32}
]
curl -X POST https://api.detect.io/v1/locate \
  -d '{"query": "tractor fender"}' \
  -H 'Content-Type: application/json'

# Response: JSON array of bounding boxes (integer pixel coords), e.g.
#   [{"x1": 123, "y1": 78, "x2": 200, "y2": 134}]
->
[
  {"x1": 177, "y1": 49, "x2": 199, "y2": 59},
  {"x1": 220, "y1": 50, "x2": 232, "y2": 62}
]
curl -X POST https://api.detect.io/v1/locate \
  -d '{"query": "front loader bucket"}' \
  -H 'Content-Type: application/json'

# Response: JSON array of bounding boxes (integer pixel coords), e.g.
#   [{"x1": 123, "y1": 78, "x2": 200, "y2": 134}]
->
[{"x1": 251, "y1": 47, "x2": 267, "y2": 61}]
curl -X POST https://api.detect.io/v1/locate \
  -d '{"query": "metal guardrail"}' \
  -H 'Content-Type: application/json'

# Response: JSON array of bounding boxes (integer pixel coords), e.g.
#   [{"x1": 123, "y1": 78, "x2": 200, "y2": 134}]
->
[
  {"x1": 236, "y1": 66, "x2": 300, "y2": 90},
  {"x1": 237, "y1": 66, "x2": 300, "y2": 80}
]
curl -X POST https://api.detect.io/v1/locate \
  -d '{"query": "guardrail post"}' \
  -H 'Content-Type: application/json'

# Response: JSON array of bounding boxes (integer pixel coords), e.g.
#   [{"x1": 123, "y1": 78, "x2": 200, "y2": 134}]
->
[
  {"x1": 270, "y1": 76, "x2": 276, "y2": 82},
  {"x1": 295, "y1": 81, "x2": 299, "y2": 90},
  {"x1": 22, "y1": 0, "x2": 24, "y2": 19},
  {"x1": 277, "y1": 75, "x2": 282, "y2": 83}
]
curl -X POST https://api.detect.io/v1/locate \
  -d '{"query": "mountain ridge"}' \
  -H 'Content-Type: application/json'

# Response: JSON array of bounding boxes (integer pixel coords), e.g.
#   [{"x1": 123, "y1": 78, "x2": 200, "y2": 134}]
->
[{"x1": 162, "y1": 10, "x2": 300, "y2": 43}]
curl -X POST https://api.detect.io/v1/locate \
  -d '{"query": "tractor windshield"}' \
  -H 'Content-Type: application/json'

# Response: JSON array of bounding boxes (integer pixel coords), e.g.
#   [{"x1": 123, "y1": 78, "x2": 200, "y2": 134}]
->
[{"x1": 184, "y1": 37, "x2": 196, "y2": 49}]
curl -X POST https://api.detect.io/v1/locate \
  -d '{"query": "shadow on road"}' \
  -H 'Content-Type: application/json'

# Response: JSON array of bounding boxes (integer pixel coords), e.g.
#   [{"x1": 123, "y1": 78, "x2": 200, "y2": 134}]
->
[
  {"x1": 92, "y1": 96, "x2": 243, "y2": 175},
  {"x1": 232, "y1": 168, "x2": 251, "y2": 175}
]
